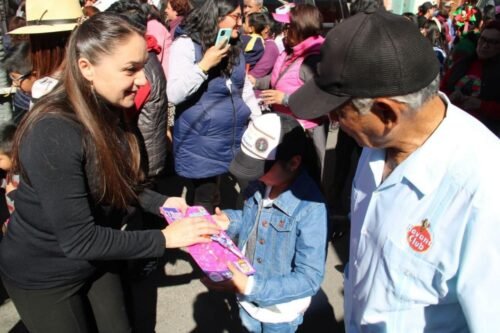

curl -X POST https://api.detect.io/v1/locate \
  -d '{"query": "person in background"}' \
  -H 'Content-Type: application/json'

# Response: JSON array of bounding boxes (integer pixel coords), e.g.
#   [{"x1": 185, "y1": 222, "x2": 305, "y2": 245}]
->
[
  {"x1": 9, "y1": 0, "x2": 83, "y2": 104},
  {"x1": 0, "y1": 13, "x2": 220, "y2": 332},
  {"x1": 289, "y1": 8, "x2": 500, "y2": 332},
  {"x1": 241, "y1": 12, "x2": 269, "y2": 71},
  {"x1": 243, "y1": 0, "x2": 263, "y2": 16},
  {"x1": 248, "y1": 14, "x2": 280, "y2": 79},
  {"x1": 0, "y1": 122, "x2": 19, "y2": 235},
  {"x1": 2, "y1": 42, "x2": 35, "y2": 124},
  {"x1": 449, "y1": 4, "x2": 482, "y2": 64},
  {"x1": 417, "y1": 1, "x2": 437, "y2": 28},
  {"x1": 167, "y1": 0, "x2": 259, "y2": 213},
  {"x1": 164, "y1": 0, "x2": 191, "y2": 38},
  {"x1": 436, "y1": 1, "x2": 455, "y2": 48},
  {"x1": 421, "y1": 19, "x2": 448, "y2": 76},
  {"x1": 442, "y1": 20, "x2": 500, "y2": 136},
  {"x1": 251, "y1": 4, "x2": 327, "y2": 183},
  {"x1": 206, "y1": 113, "x2": 327, "y2": 333}
]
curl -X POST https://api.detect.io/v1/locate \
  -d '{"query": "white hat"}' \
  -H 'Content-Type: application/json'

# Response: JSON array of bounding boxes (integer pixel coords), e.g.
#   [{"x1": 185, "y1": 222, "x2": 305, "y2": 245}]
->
[
  {"x1": 9, "y1": 0, "x2": 82, "y2": 35},
  {"x1": 229, "y1": 113, "x2": 306, "y2": 180}
]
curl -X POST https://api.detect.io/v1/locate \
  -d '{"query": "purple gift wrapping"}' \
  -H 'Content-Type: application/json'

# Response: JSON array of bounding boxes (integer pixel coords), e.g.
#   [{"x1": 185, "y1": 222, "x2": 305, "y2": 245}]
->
[{"x1": 160, "y1": 206, "x2": 256, "y2": 282}]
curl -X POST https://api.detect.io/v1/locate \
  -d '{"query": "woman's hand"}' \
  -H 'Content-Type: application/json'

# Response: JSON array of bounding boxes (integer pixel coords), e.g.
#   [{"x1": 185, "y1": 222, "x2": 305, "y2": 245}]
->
[
  {"x1": 198, "y1": 40, "x2": 231, "y2": 72},
  {"x1": 260, "y1": 89, "x2": 286, "y2": 105},
  {"x1": 212, "y1": 207, "x2": 230, "y2": 230},
  {"x1": 201, "y1": 262, "x2": 248, "y2": 294},
  {"x1": 162, "y1": 216, "x2": 220, "y2": 248}
]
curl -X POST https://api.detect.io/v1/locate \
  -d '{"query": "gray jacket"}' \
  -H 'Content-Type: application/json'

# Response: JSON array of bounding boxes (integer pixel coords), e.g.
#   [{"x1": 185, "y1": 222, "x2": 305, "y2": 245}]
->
[{"x1": 138, "y1": 52, "x2": 168, "y2": 178}]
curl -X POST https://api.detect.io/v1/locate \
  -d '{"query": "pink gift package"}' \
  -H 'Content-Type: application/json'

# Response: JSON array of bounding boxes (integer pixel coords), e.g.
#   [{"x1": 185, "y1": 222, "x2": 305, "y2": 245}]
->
[{"x1": 160, "y1": 206, "x2": 255, "y2": 282}]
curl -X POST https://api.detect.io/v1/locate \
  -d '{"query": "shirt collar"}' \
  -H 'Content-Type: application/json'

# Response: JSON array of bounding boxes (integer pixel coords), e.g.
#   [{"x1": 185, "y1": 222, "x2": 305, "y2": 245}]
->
[{"x1": 374, "y1": 93, "x2": 458, "y2": 197}]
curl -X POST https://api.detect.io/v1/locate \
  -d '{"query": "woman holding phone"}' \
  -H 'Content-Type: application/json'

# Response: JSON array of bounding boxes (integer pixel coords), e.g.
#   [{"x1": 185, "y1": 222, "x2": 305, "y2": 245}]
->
[{"x1": 167, "y1": 0, "x2": 259, "y2": 213}]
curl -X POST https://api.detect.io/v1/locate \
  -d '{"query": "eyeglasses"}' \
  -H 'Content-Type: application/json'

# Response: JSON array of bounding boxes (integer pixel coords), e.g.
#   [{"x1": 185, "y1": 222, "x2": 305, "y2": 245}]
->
[
  {"x1": 227, "y1": 13, "x2": 242, "y2": 22},
  {"x1": 479, "y1": 36, "x2": 500, "y2": 46},
  {"x1": 9, "y1": 72, "x2": 31, "y2": 87}
]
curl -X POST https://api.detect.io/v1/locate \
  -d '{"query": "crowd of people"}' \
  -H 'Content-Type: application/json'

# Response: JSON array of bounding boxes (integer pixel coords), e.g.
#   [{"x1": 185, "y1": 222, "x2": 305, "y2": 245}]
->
[{"x1": 0, "y1": 0, "x2": 499, "y2": 332}]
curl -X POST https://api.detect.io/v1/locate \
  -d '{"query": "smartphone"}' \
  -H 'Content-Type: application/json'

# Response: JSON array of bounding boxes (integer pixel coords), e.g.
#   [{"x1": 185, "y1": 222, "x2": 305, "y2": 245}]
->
[{"x1": 215, "y1": 28, "x2": 232, "y2": 46}]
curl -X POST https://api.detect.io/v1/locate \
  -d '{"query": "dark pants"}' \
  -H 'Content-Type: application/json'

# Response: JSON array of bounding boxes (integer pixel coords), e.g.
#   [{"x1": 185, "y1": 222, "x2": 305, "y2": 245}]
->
[
  {"x1": 192, "y1": 176, "x2": 219, "y2": 214},
  {"x1": 2, "y1": 271, "x2": 131, "y2": 333}
]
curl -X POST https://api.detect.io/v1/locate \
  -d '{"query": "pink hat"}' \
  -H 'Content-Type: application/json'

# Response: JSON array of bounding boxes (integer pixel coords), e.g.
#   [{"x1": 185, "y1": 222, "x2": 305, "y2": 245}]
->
[{"x1": 272, "y1": 3, "x2": 295, "y2": 24}]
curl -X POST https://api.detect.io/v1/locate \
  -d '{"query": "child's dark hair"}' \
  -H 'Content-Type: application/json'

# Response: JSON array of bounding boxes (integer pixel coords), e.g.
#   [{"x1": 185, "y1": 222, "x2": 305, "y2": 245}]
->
[
  {"x1": 2, "y1": 41, "x2": 32, "y2": 76},
  {"x1": 0, "y1": 122, "x2": 18, "y2": 157},
  {"x1": 247, "y1": 12, "x2": 271, "y2": 35}
]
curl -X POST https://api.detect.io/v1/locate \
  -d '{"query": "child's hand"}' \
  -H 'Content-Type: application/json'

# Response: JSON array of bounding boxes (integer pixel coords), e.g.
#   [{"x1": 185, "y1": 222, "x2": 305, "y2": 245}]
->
[
  {"x1": 212, "y1": 207, "x2": 230, "y2": 230},
  {"x1": 201, "y1": 262, "x2": 248, "y2": 294},
  {"x1": 163, "y1": 196, "x2": 188, "y2": 214}
]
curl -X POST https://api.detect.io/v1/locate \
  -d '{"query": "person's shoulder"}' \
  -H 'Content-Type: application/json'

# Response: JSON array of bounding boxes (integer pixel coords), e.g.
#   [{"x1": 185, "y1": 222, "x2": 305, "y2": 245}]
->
[{"x1": 26, "y1": 115, "x2": 82, "y2": 146}]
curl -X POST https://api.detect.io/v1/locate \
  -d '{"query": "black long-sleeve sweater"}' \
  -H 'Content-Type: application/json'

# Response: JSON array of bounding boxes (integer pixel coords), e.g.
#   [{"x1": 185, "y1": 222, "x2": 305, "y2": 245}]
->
[{"x1": 0, "y1": 116, "x2": 167, "y2": 289}]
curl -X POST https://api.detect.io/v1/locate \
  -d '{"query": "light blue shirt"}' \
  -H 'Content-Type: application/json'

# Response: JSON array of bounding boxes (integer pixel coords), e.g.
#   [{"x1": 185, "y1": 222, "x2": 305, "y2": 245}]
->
[{"x1": 345, "y1": 95, "x2": 500, "y2": 333}]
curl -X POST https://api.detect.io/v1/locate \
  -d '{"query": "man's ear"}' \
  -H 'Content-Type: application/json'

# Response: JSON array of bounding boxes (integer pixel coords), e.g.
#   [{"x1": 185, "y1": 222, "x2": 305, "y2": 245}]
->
[
  {"x1": 371, "y1": 98, "x2": 402, "y2": 130},
  {"x1": 287, "y1": 155, "x2": 302, "y2": 172},
  {"x1": 78, "y1": 57, "x2": 94, "y2": 81}
]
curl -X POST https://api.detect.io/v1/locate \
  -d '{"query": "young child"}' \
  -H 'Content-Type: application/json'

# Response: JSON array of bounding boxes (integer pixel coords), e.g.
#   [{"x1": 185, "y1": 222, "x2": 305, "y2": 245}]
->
[
  {"x1": 241, "y1": 12, "x2": 270, "y2": 71},
  {"x1": 2, "y1": 41, "x2": 36, "y2": 124},
  {"x1": 0, "y1": 122, "x2": 19, "y2": 235},
  {"x1": 206, "y1": 113, "x2": 328, "y2": 332}
]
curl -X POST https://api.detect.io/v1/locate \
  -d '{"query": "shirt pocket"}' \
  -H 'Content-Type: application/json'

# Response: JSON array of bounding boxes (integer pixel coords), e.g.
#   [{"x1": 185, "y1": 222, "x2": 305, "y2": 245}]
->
[
  {"x1": 267, "y1": 218, "x2": 294, "y2": 273},
  {"x1": 380, "y1": 238, "x2": 443, "y2": 307}
]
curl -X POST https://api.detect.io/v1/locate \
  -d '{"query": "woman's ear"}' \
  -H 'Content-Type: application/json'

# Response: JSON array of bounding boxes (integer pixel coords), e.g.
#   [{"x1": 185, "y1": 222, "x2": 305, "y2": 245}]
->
[{"x1": 78, "y1": 57, "x2": 94, "y2": 81}]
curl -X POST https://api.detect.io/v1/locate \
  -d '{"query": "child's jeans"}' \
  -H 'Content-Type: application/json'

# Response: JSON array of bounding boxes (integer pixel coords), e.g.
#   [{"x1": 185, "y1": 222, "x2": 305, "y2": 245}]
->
[{"x1": 239, "y1": 306, "x2": 304, "y2": 333}]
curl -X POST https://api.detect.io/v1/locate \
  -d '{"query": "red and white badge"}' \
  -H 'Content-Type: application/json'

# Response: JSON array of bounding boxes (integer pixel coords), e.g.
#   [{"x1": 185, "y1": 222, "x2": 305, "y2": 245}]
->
[{"x1": 407, "y1": 219, "x2": 432, "y2": 253}]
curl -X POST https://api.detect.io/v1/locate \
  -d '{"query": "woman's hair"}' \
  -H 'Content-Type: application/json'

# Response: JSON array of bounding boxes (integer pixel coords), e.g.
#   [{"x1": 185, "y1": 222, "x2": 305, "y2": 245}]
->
[
  {"x1": 12, "y1": 12, "x2": 145, "y2": 209},
  {"x1": 168, "y1": 0, "x2": 192, "y2": 17},
  {"x1": 2, "y1": 41, "x2": 32, "y2": 75},
  {"x1": 402, "y1": 12, "x2": 419, "y2": 27},
  {"x1": 483, "y1": 19, "x2": 500, "y2": 32},
  {"x1": 30, "y1": 31, "x2": 70, "y2": 79},
  {"x1": 423, "y1": 19, "x2": 447, "y2": 51},
  {"x1": 286, "y1": 4, "x2": 323, "y2": 48},
  {"x1": 247, "y1": 12, "x2": 270, "y2": 35},
  {"x1": 181, "y1": 0, "x2": 241, "y2": 76}
]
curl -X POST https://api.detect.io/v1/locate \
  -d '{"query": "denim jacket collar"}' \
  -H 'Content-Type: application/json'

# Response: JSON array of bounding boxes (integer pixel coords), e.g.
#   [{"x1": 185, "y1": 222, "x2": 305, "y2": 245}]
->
[{"x1": 251, "y1": 170, "x2": 309, "y2": 217}]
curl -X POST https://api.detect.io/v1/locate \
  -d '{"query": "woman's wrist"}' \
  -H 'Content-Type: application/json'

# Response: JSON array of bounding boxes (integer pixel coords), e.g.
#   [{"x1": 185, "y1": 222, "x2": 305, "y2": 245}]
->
[{"x1": 198, "y1": 62, "x2": 209, "y2": 75}]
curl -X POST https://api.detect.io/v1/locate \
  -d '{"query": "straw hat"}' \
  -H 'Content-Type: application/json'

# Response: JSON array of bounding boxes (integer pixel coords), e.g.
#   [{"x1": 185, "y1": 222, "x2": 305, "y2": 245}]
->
[{"x1": 9, "y1": 0, "x2": 83, "y2": 35}]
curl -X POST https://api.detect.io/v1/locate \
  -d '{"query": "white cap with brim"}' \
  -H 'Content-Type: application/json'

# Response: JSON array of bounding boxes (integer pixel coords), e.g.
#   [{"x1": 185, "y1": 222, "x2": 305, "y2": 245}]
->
[
  {"x1": 9, "y1": 0, "x2": 82, "y2": 35},
  {"x1": 229, "y1": 113, "x2": 306, "y2": 181}
]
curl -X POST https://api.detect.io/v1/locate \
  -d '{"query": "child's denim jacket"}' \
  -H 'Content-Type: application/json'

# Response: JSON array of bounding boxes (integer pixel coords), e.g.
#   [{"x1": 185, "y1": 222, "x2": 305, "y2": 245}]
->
[{"x1": 224, "y1": 170, "x2": 328, "y2": 308}]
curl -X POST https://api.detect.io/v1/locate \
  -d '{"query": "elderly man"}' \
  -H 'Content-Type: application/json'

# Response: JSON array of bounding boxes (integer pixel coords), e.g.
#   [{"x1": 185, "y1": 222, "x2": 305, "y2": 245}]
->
[
  {"x1": 290, "y1": 8, "x2": 500, "y2": 333},
  {"x1": 243, "y1": 0, "x2": 263, "y2": 16}
]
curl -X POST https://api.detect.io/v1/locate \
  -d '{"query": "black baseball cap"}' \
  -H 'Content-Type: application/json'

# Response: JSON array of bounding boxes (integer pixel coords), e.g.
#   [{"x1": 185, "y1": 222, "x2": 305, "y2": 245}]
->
[
  {"x1": 289, "y1": 8, "x2": 440, "y2": 120},
  {"x1": 229, "y1": 113, "x2": 306, "y2": 181}
]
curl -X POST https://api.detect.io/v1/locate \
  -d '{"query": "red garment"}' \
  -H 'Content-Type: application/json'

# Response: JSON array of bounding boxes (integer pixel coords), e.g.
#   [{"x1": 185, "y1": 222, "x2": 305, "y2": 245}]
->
[{"x1": 145, "y1": 34, "x2": 161, "y2": 54}]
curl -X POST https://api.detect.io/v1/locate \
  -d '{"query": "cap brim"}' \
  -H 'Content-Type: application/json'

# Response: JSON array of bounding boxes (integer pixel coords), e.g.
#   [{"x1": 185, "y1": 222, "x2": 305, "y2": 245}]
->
[
  {"x1": 272, "y1": 13, "x2": 290, "y2": 23},
  {"x1": 289, "y1": 78, "x2": 350, "y2": 120},
  {"x1": 229, "y1": 150, "x2": 268, "y2": 181},
  {"x1": 9, "y1": 23, "x2": 77, "y2": 35}
]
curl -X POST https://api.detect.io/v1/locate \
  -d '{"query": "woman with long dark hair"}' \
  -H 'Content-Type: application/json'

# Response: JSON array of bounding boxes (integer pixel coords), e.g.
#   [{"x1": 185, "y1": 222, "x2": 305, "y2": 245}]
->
[
  {"x1": 0, "y1": 13, "x2": 219, "y2": 332},
  {"x1": 167, "y1": 0, "x2": 259, "y2": 213}
]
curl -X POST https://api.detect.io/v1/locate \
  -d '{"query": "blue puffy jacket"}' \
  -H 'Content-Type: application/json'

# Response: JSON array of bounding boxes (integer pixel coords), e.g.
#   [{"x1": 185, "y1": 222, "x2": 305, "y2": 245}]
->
[{"x1": 173, "y1": 42, "x2": 251, "y2": 178}]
